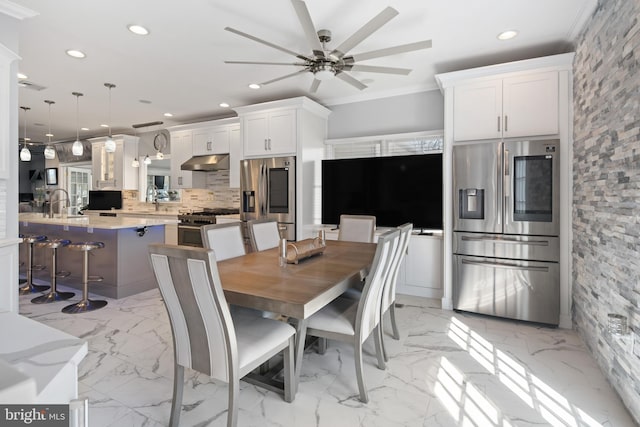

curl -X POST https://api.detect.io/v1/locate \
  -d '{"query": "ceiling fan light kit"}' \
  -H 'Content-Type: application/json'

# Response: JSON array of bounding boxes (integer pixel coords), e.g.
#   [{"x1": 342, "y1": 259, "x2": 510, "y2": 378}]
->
[{"x1": 224, "y1": 0, "x2": 431, "y2": 93}]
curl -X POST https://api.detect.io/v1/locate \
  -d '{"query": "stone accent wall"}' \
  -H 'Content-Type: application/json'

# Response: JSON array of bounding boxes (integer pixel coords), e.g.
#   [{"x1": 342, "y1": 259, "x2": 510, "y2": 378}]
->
[{"x1": 572, "y1": 0, "x2": 640, "y2": 422}]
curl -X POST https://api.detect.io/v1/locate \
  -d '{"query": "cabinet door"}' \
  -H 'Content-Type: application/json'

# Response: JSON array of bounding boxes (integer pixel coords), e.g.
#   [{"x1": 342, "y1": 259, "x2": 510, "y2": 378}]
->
[
  {"x1": 229, "y1": 125, "x2": 241, "y2": 188},
  {"x1": 502, "y1": 72, "x2": 558, "y2": 138},
  {"x1": 398, "y1": 236, "x2": 443, "y2": 298},
  {"x1": 170, "y1": 131, "x2": 194, "y2": 188},
  {"x1": 267, "y1": 109, "x2": 296, "y2": 155},
  {"x1": 453, "y1": 79, "x2": 502, "y2": 141},
  {"x1": 192, "y1": 128, "x2": 212, "y2": 156},
  {"x1": 243, "y1": 114, "x2": 269, "y2": 156},
  {"x1": 210, "y1": 126, "x2": 230, "y2": 153}
]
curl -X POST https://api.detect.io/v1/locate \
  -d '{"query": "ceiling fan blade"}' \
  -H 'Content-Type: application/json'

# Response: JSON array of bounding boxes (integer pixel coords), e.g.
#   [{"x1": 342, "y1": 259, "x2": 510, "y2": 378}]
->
[
  {"x1": 225, "y1": 27, "x2": 311, "y2": 61},
  {"x1": 329, "y1": 6, "x2": 398, "y2": 60},
  {"x1": 345, "y1": 64, "x2": 412, "y2": 75},
  {"x1": 225, "y1": 60, "x2": 306, "y2": 66},
  {"x1": 291, "y1": 0, "x2": 324, "y2": 58},
  {"x1": 335, "y1": 72, "x2": 367, "y2": 90},
  {"x1": 349, "y1": 40, "x2": 432, "y2": 62},
  {"x1": 260, "y1": 69, "x2": 309, "y2": 86},
  {"x1": 310, "y1": 78, "x2": 321, "y2": 93}
]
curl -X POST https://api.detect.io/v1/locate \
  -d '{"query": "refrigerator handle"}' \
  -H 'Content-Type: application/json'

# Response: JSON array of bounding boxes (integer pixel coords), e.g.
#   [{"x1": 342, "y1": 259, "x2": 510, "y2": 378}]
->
[
  {"x1": 503, "y1": 146, "x2": 509, "y2": 225},
  {"x1": 461, "y1": 258, "x2": 548, "y2": 273},
  {"x1": 261, "y1": 162, "x2": 268, "y2": 217}
]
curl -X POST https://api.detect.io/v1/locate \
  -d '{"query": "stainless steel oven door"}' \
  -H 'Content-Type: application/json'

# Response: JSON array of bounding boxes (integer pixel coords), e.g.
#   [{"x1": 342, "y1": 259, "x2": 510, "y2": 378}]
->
[
  {"x1": 177, "y1": 224, "x2": 203, "y2": 247},
  {"x1": 453, "y1": 254, "x2": 559, "y2": 325},
  {"x1": 503, "y1": 139, "x2": 559, "y2": 236}
]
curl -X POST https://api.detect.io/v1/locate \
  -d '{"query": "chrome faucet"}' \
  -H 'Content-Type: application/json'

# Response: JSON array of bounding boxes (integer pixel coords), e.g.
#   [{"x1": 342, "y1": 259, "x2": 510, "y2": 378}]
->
[
  {"x1": 147, "y1": 184, "x2": 160, "y2": 211},
  {"x1": 49, "y1": 188, "x2": 70, "y2": 218}
]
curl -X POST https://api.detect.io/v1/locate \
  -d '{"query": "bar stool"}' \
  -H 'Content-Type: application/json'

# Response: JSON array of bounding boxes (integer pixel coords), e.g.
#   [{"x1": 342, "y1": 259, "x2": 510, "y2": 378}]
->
[
  {"x1": 19, "y1": 234, "x2": 51, "y2": 295},
  {"x1": 62, "y1": 241, "x2": 107, "y2": 314},
  {"x1": 31, "y1": 239, "x2": 75, "y2": 304}
]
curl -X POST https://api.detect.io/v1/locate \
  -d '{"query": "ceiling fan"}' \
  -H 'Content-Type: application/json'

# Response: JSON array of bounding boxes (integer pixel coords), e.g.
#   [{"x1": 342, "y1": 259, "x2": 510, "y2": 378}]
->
[{"x1": 224, "y1": 0, "x2": 432, "y2": 93}]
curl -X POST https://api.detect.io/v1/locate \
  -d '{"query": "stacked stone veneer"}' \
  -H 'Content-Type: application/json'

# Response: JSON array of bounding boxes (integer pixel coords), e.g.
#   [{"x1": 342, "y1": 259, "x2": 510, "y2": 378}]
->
[{"x1": 572, "y1": 0, "x2": 640, "y2": 422}]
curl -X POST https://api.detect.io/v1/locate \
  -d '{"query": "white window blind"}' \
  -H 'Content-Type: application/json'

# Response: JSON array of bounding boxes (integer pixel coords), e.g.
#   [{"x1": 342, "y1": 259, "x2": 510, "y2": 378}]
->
[{"x1": 326, "y1": 132, "x2": 443, "y2": 160}]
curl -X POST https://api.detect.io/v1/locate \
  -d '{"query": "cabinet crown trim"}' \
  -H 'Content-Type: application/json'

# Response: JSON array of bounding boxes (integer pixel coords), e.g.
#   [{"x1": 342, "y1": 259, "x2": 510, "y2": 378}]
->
[
  {"x1": 233, "y1": 96, "x2": 331, "y2": 118},
  {"x1": 435, "y1": 52, "x2": 574, "y2": 92}
]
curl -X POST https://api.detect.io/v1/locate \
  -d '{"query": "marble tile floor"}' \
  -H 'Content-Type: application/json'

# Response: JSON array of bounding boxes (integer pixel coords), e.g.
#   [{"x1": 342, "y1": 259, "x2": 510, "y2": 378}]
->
[{"x1": 18, "y1": 280, "x2": 636, "y2": 427}]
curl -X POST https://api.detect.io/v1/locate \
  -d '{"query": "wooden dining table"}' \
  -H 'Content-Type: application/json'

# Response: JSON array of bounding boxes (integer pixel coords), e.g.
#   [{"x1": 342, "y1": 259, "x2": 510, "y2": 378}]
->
[{"x1": 217, "y1": 239, "x2": 377, "y2": 395}]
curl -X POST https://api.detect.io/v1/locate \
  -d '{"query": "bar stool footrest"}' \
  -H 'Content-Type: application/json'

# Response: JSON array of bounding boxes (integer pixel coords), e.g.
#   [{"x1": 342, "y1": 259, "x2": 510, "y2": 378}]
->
[
  {"x1": 88, "y1": 275, "x2": 103, "y2": 282},
  {"x1": 32, "y1": 264, "x2": 46, "y2": 271},
  {"x1": 56, "y1": 270, "x2": 71, "y2": 278}
]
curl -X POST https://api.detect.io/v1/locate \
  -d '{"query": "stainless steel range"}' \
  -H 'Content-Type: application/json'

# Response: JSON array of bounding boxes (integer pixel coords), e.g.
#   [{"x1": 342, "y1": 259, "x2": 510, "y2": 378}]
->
[{"x1": 177, "y1": 208, "x2": 240, "y2": 247}]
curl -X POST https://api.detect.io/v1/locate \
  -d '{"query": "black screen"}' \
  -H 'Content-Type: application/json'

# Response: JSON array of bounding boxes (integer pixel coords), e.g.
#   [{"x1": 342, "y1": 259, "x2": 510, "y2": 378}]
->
[
  {"x1": 89, "y1": 190, "x2": 123, "y2": 210},
  {"x1": 321, "y1": 154, "x2": 443, "y2": 229}
]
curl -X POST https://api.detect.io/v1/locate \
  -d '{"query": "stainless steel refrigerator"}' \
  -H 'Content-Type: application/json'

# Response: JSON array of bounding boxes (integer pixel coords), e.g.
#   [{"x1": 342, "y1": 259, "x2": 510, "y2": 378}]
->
[
  {"x1": 453, "y1": 139, "x2": 560, "y2": 325},
  {"x1": 240, "y1": 156, "x2": 296, "y2": 241}
]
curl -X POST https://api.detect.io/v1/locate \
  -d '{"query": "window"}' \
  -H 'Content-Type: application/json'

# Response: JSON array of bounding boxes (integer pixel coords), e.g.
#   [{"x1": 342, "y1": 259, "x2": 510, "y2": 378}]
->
[{"x1": 68, "y1": 167, "x2": 91, "y2": 214}]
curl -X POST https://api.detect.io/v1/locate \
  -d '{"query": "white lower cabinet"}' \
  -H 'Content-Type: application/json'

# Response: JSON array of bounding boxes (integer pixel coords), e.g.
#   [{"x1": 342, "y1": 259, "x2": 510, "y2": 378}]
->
[{"x1": 397, "y1": 234, "x2": 443, "y2": 299}]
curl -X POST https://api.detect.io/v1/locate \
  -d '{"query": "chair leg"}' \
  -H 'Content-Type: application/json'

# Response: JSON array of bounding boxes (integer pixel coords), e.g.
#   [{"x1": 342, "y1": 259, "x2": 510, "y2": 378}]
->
[
  {"x1": 390, "y1": 303, "x2": 400, "y2": 340},
  {"x1": 354, "y1": 340, "x2": 369, "y2": 403},
  {"x1": 283, "y1": 336, "x2": 295, "y2": 403},
  {"x1": 316, "y1": 337, "x2": 327, "y2": 354},
  {"x1": 379, "y1": 319, "x2": 389, "y2": 363},
  {"x1": 169, "y1": 364, "x2": 184, "y2": 427},
  {"x1": 227, "y1": 378, "x2": 239, "y2": 427},
  {"x1": 373, "y1": 325, "x2": 386, "y2": 370}
]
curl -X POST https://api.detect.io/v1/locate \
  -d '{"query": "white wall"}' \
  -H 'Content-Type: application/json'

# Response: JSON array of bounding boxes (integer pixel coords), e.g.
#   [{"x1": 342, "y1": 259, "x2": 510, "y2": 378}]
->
[{"x1": 326, "y1": 90, "x2": 444, "y2": 139}]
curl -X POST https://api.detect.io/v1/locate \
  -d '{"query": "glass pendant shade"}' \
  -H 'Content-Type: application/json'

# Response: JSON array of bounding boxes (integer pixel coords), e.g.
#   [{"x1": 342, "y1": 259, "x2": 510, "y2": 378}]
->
[
  {"x1": 156, "y1": 151, "x2": 164, "y2": 160},
  {"x1": 104, "y1": 137, "x2": 116, "y2": 153},
  {"x1": 143, "y1": 154, "x2": 152, "y2": 165},
  {"x1": 72, "y1": 139, "x2": 83, "y2": 156},
  {"x1": 20, "y1": 146, "x2": 31, "y2": 161},
  {"x1": 44, "y1": 145, "x2": 56, "y2": 159},
  {"x1": 132, "y1": 158, "x2": 140, "y2": 168}
]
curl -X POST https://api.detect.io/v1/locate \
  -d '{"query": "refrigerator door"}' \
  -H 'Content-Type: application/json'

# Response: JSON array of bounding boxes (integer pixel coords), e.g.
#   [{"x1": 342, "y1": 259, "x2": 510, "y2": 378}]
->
[
  {"x1": 453, "y1": 254, "x2": 559, "y2": 325},
  {"x1": 240, "y1": 158, "x2": 263, "y2": 222},
  {"x1": 264, "y1": 156, "x2": 296, "y2": 240},
  {"x1": 503, "y1": 139, "x2": 560, "y2": 236},
  {"x1": 453, "y1": 142, "x2": 503, "y2": 233}
]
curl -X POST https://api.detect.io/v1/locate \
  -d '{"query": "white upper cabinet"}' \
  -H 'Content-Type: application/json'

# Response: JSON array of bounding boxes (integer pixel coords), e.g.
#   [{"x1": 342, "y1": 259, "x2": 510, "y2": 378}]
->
[
  {"x1": 192, "y1": 125, "x2": 231, "y2": 155},
  {"x1": 229, "y1": 124, "x2": 241, "y2": 188},
  {"x1": 90, "y1": 135, "x2": 139, "y2": 190},
  {"x1": 242, "y1": 108, "x2": 296, "y2": 157},
  {"x1": 452, "y1": 71, "x2": 559, "y2": 141},
  {"x1": 169, "y1": 130, "x2": 205, "y2": 189}
]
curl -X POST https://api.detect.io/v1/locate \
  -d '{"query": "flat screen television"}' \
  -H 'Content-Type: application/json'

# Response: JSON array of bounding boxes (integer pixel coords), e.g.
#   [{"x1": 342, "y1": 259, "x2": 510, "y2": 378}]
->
[
  {"x1": 322, "y1": 153, "x2": 443, "y2": 230},
  {"x1": 89, "y1": 190, "x2": 122, "y2": 210}
]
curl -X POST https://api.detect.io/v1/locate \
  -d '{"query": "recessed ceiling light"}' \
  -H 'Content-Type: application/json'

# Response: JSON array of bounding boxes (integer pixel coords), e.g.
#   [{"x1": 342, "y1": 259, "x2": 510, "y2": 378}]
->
[
  {"x1": 17, "y1": 72, "x2": 27, "y2": 79},
  {"x1": 128, "y1": 25, "x2": 149, "y2": 35},
  {"x1": 66, "y1": 49, "x2": 86, "y2": 58},
  {"x1": 497, "y1": 30, "x2": 518, "y2": 41},
  {"x1": 249, "y1": 83, "x2": 261, "y2": 90},
  {"x1": 163, "y1": 112, "x2": 173, "y2": 117},
  {"x1": 219, "y1": 102, "x2": 230, "y2": 108},
  {"x1": 81, "y1": 127, "x2": 89, "y2": 131},
  {"x1": 100, "y1": 124, "x2": 108, "y2": 128}
]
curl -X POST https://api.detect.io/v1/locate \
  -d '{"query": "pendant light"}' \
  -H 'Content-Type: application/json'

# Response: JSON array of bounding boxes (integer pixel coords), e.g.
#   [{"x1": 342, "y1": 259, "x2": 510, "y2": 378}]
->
[
  {"x1": 143, "y1": 154, "x2": 152, "y2": 165},
  {"x1": 71, "y1": 92, "x2": 84, "y2": 156},
  {"x1": 19, "y1": 106, "x2": 31, "y2": 162},
  {"x1": 103, "y1": 83, "x2": 116, "y2": 153},
  {"x1": 43, "y1": 100, "x2": 56, "y2": 160},
  {"x1": 131, "y1": 157, "x2": 140, "y2": 168}
]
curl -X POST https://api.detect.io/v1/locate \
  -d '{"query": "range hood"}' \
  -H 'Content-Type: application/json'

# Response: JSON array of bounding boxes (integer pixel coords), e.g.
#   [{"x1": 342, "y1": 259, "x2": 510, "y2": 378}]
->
[{"x1": 180, "y1": 154, "x2": 230, "y2": 171}]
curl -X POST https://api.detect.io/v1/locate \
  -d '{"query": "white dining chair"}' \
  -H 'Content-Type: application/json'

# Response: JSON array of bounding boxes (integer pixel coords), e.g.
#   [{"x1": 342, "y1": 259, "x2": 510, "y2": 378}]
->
[
  {"x1": 148, "y1": 244, "x2": 296, "y2": 427},
  {"x1": 379, "y1": 223, "x2": 412, "y2": 360},
  {"x1": 338, "y1": 214, "x2": 376, "y2": 243},
  {"x1": 305, "y1": 228, "x2": 400, "y2": 403},
  {"x1": 247, "y1": 219, "x2": 281, "y2": 252},
  {"x1": 201, "y1": 222, "x2": 246, "y2": 260}
]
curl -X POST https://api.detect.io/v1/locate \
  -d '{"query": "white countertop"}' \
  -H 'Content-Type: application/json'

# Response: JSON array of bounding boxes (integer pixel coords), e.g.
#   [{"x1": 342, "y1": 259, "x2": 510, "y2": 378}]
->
[
  {"x1": 19, "y1": 213, "x2": 178, "y2": 229},
  {"x1": 0, "y1": 312, "x2": 87, "y2": 403},
  {"x1": 86, "y1": 209, "x2": 179, "y2": 217}
]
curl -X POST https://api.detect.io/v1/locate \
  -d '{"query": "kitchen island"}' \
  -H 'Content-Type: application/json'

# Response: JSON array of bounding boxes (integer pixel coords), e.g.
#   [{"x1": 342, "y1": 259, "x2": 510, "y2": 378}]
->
[{"x1": 19, "y1": 213, "x2": 178, "y2": 299}]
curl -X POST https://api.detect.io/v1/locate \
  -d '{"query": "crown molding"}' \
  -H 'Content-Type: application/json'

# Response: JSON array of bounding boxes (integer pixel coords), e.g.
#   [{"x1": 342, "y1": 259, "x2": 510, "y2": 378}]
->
[{"x1": 0, "y1": 1, "x2": 38, "y2": 20}]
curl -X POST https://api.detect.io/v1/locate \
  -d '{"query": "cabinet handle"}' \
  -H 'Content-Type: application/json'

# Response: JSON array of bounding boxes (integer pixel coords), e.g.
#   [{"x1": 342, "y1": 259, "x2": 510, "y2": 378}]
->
[
  {"x1": 497, "y1": 116, "x2": 501, "y2": 132},
  {"x1": 504, "y1": 115, "x2": 508, "y2": 132},
  {"x1": 268, "y1": 138, "x2": 271, "y2": 150},
  {"x1": 264, "y1": 139, "x2": 268, "y2": 150},
  {"x1": 178, "y1": 176, "x2": 183, "y2": 186},
  {"x1": 207, "y1": 141, "x2": 212, "y2": 151}
]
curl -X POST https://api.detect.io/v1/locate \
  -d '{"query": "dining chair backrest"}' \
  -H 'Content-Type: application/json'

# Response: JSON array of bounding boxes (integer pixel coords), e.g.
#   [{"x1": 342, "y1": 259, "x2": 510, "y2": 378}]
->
[
  {"x1": 381, "y1": 223, "x2": 413, "y2": 311},
  {"x1": 148, "y1": 244, "x2": 236, "y2": 383},
  {"x1": 338, "y1": 214, "x2": 376, "y2": 243},
  {"x1": 201, "y1": 222, "x2": 246, "y2": 260},
  {"x1": 355, "y1": 228, "x2": 400, "y2": 343},
  {"x1": 247, "y1": 219, "x2": 281, "y2": 252}
]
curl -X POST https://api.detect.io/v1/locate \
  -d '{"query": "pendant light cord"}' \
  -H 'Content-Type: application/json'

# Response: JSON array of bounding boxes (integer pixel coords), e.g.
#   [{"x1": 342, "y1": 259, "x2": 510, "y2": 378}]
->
[{"x1": 20, "y1": 106, "x2": 30, "y2": 147}]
